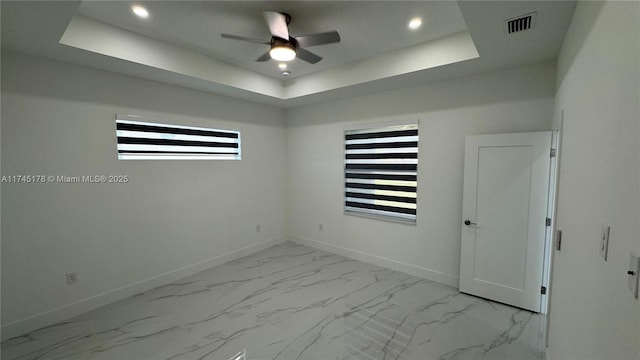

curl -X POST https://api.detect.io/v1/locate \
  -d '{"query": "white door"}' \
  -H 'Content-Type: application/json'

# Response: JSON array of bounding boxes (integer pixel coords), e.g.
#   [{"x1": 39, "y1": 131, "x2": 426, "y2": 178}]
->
[{"x1": 460, "y1": 131, "x2": 552, "y2": 312}]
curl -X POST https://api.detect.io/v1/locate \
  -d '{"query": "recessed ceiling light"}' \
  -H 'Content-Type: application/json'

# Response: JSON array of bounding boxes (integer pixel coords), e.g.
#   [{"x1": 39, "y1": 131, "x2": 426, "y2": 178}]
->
[
  {"x1": 408, "y1": 17, "x2": 422, "y2": 30},
  {"x1": 132, "y1": 5, "x2": 149, "y2": 19},
  {"x1": 278, "y1": 63, "x2": 288, "y2": 70},
  {"x1": 281, "y1": 71, "x2": 291, "y2": 76}
]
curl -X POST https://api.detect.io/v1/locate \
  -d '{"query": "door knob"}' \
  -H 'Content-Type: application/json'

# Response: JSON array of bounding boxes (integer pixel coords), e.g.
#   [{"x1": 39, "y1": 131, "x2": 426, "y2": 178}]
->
[{"x1": 464, "y1": 220, "x2": 477, "y2": 226}]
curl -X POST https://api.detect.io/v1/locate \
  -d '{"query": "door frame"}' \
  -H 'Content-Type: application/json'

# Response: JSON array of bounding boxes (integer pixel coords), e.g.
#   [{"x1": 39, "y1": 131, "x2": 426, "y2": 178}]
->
[
  {"x1": 545, "y1": 117, "x2": 564, "y2": 349},
  {"x1": 541, "y1": 126, "x2": 561, "y2": 315}
]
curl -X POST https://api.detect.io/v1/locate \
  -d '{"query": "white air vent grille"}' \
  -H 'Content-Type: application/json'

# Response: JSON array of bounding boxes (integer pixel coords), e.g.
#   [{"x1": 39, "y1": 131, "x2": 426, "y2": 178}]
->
[{"x1": 504, "y1": 12, "x2": 537, "y2": 34}]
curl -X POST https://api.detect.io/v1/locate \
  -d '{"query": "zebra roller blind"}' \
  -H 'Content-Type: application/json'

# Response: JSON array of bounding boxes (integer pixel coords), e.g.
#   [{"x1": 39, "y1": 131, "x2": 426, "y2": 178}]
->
[
  {"x1": 344, "y1": 123, "x2": 418, "y2": 223},
  {"x1": 116, "y1": 117, "x2": 241, "y2": 160}
]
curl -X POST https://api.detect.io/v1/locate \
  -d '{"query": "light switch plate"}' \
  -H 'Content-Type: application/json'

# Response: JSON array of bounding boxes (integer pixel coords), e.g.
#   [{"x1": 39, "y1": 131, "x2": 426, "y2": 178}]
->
[
  {"x1": 599, "y1": 225, "x2": 610, "y2": 261},
  {"x1": 628, "y1": 252, "x2": 639, "y2": 299}
]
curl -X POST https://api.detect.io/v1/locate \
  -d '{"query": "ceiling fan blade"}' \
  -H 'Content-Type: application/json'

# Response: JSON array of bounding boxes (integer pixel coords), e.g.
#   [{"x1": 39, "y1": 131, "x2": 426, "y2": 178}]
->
[
  {"x1": 221, "y1": 33, "x2": 271, "y2": 45},
  {"x1": 295, "y1": 31, "x2": 341, "y2": 48},
  {"x1": 255, "y1": 51, "x2": 272, "y2": 62},
  {"x1": 263, "y1": 11, "x2": 289, "y2": 39},
  {"x1": 296, "y1": 48, "x2": 322, "y2": 64}
]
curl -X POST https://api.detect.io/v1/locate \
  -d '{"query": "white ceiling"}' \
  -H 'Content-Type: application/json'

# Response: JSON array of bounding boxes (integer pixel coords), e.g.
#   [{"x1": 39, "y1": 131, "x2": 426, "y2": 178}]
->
[
  {"x1": 1, "y1": 1, "x2": 576, "y2": 108},
  {"x1": 75, "y1": 1, "x2": 468, "y2": 80}
]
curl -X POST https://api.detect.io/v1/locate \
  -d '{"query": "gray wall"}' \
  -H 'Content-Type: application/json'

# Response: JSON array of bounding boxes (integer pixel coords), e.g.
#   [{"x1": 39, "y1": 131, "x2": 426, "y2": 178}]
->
[
  {"x1": 286, "y1": 62, "x2": 555, "y2": 286},
  {"x1": 1, "y1": 52, "x2": 288, "y2": 336},
  {"x1": 548, "y1": 1, "x2": 640, "y2": 358}
]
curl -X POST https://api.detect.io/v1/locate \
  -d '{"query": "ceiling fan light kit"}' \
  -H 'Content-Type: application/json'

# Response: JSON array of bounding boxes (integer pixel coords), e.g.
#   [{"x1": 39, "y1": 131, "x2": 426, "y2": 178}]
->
[
  {"x1": 270, "y1": 47, "x2": 295, "y2": 61},
  {"x1": 269, "y1": 38, "x2": 296, "y2": 61},
  {"x1": 221, "y1": 11, "x2": 341, "y2": 66}
]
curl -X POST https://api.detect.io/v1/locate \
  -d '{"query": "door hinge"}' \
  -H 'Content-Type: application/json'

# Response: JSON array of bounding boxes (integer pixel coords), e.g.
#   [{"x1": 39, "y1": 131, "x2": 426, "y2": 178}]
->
[
  {"x1": 556, "y1": 230, "x2": 562, "y2": 251},
  {"x1": 550, "y1": 148, "x2": 557, "y2": 158},
  {"x1": 541, "y1": 286, "x2": 547, "y2": 295},
  {"x1": 546, "y1": 217, "x2": 551, "y2": 226}
]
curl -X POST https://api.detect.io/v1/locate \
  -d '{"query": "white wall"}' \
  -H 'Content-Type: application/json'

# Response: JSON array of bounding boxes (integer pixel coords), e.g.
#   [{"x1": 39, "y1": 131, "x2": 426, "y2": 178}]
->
[
  {"x1": 548, "y1": 1, "x2": 640, "y2": 359},
  {"x1": 286, "y1": 62, "x2": 556, "y2": 285},
  {"x1": 0, "y1": 52, "x2": 287, "y2": 338}
]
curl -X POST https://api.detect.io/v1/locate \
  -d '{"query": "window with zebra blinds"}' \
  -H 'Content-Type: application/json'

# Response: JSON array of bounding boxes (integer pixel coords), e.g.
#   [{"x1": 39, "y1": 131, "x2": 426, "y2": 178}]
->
[
  {"x1": 115, "y1": 115, "x2": 241, "y2": 160},
  {"x1": 344, "y1": 122, "x2": 418, "y2": 223}
]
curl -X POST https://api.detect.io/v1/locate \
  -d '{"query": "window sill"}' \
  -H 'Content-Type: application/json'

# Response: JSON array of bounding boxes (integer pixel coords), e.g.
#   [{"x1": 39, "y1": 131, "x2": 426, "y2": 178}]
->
[{"x1": 344, "y1": 210, "x2": 417, "y2": 226}]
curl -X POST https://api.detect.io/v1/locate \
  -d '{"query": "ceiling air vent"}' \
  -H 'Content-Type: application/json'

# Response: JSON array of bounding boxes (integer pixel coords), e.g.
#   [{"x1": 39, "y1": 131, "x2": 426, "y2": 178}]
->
[{"x1": 504, "y1": 12, "x2": 537, "y2": 34}]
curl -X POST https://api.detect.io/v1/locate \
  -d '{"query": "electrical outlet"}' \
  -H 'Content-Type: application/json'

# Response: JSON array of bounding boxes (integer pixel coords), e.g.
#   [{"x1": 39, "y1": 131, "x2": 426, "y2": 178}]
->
[
  {"x1": 66, "y1": 272, "x2": 78, "y2": 285},
  {"x1": 599, "y1": 224, "x2": 610, "y2": 261},
  {"x1": 256, "y1": 224, "x2": 260, "y2": 232},
  {"x1": 319, "y1": 224, "x2": 323, "y2": 231}
]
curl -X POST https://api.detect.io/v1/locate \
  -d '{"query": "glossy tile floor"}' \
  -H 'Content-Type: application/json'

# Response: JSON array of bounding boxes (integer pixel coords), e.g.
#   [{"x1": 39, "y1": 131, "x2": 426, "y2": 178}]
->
[{"x1": 3, "y1": 241, "x2": 546, "y2": 360}]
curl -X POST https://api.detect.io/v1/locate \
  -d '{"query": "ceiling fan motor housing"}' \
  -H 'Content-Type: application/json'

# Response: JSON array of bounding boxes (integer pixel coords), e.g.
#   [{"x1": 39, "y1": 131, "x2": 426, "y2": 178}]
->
[{"x1": 271, "y1": 36, "x2": 298, "y2": 50}]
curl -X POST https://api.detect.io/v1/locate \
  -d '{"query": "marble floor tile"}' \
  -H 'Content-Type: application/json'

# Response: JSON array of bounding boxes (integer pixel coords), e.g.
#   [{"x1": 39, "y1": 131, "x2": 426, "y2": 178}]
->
[
  {"x1": 1, "y1": 321, "x2": 99, "y2": 360},
  {"x1": 2, "y1": 241, "x2": 546, "y2": 360}
]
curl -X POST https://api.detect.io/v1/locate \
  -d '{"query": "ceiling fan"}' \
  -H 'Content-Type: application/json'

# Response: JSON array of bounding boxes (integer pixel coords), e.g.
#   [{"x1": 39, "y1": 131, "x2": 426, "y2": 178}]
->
[{"x1": 221, "y1": 11, "x2": 341, "y2": 64}]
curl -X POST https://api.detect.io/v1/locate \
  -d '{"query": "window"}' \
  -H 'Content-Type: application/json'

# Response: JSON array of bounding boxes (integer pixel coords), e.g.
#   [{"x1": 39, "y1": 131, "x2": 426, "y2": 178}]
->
[
  {"x1": 115, "y1": 115, "x2": 241, "y2": 160},
  {"x1": 344, "y1": 123, "x2": 418, "y2": 223}
]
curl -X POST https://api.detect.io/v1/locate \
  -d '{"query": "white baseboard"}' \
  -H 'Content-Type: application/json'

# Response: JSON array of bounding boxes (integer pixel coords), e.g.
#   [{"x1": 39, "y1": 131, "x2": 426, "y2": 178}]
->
[
  {"x1": 289, "y1": 235, "x2": 459, "y2": 288},
  {"x1": 1, "y1": 237, "x2": 287, "y2": 341}
]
